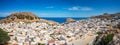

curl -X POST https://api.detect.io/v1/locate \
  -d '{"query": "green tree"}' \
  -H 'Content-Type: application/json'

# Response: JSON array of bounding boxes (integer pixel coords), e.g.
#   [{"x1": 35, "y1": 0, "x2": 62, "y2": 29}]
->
[
  {"x1": 103, "y1": 34, "x2": 114, "y2": 44},
  {"x1": 0, "y1": 28, "x2": 10, "y2": 44},
  {"x1": 97, "y1": 32, "x2": 103, "y2": 34},
  {"x1": 14, "y1": 37, "x2": 18, "y2": 41},
  {"x1": 38, "y1": 43, "x2": 45, "y2": 45},
  {"x1": 67, "y1": 36, "x2": 71, "y2": 38},
  {"x1": 96, "y1": 36, "x2": 99, "y2": 41}
]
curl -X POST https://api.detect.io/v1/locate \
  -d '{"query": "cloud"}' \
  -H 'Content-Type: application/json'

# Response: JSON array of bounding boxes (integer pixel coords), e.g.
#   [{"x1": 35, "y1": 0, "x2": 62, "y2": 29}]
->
[
  {"x1": 68, "y1": 6, "x2": 92, "y2": 11},
  {"x1": 80, "y1": 7, "x2": 92, "y2": 11},
  {"x1": 46, "y1": 6, "x2": 54, "y2": 8},
  {"x1": 68, "y1": 6, "x2": 79, "y2": 10}
]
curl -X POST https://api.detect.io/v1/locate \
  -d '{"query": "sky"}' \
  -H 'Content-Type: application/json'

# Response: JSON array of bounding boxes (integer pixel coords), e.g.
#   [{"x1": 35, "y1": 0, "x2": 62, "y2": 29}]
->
[{"x1": 0, "y1": 0, "x2": 120, "y2": 17}]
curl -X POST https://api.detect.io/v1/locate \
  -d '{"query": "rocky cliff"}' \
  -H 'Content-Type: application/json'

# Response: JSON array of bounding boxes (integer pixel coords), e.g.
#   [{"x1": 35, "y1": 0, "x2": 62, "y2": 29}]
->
[
  {"x1": 0, "y1": 12, "x2": 57, "y2": 24},
  {"x1": 66, "y1": 18, "x2": 76, "y2": 23}
]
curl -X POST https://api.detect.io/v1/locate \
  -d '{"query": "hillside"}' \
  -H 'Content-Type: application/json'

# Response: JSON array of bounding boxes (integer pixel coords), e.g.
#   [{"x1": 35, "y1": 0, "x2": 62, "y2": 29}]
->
[
  {"x1": 91, "y1": 13, "x2": 120, "y2": 19},
  {"x1": 0, "y1": 12, "x2": 57, "y2": 24}
]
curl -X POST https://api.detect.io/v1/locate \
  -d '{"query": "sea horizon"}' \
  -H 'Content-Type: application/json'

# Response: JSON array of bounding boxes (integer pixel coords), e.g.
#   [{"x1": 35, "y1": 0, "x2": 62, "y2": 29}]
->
[{"x1": 0, "y1": 17, "x2": 88, "y2": 23}]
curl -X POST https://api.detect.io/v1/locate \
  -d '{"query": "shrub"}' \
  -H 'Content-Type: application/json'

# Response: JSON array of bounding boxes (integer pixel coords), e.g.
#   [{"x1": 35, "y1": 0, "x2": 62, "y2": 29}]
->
[
  {"x1": 97, "y1": 32, "x2": 103, "y2": 34},
  {"x1": 103, "y1": 34, "x2": 114, "y2": 44},
  {"x1": 38, "y1": 43, "x2": 45, "y2": 45},
  {"x1": 0, "y1": 28, "x2": 10, "y2": 43},
  {"x1": 96, "y1": 36, "x2": 99, "y2": 41}
]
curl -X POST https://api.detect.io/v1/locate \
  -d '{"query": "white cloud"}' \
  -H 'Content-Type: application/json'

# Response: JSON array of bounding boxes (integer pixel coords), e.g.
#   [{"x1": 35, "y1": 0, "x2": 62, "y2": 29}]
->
[
  {"x1": 68, "y1": 6, "x2": 79, "y2": 10},
  {"x1": 46, "y1": 6, "x2": 54, "y2": 8},
  {"x1": 80, "y1": 7, "x2": 92, "y2": 11},
  {"x1": 68, "y1": 6, "x2": 92, "y2": 11}
]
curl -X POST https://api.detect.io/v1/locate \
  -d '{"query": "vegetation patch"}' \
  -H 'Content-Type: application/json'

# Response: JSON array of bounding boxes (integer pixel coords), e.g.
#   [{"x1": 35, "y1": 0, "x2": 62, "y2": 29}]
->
[{"x1": 0, "y1": 28, "x2": 10, "y2": 44}]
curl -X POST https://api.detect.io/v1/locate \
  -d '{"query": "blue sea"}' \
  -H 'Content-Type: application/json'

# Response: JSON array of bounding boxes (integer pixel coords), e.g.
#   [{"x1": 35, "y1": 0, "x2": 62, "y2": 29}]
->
[{"x1": 0, "y1": 17, "x2": 88, "y2": 23}]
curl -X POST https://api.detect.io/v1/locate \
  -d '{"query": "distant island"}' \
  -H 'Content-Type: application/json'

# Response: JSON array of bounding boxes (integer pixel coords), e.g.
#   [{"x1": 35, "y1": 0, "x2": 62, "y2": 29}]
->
[{"x1": 0, "y1": 12, "x2": 120, "y2": 45}]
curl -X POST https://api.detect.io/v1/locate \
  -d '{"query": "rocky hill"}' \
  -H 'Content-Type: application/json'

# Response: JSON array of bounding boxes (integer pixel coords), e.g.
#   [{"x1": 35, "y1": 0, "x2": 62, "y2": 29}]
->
[
  {"x1": 0, "y1": 12, "x2": 57, "y2": 24},
  {"x1": 66, "y1": 18, "x2": 76, "y2": 23},
  {"x1": 91, "y1": 13, "x2": 120, "y2": 19}
]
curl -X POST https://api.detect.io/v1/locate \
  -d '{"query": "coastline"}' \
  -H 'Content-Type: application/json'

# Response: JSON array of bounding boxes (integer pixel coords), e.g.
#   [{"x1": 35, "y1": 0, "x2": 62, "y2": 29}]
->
[{"x1": 0, "y1": 17, "x2": 88, "y2": 23}]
